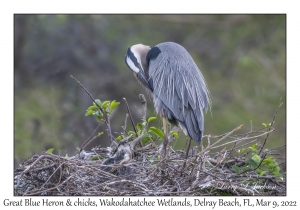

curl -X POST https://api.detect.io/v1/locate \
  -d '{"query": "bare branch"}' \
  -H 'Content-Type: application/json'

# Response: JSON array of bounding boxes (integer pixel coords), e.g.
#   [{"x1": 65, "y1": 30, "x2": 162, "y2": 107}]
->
[
  {"x1": 259, "y1": 101, "x2": 283, "y2": 155},
  {"x1": 123, "y1": 97, "x2": 138, "y2": 137}
]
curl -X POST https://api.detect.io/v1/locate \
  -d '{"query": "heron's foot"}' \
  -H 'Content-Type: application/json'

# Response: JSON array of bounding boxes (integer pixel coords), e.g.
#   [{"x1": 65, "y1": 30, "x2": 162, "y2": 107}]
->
[
  {"x1": 158, "y1": 143, "x2": 167, "y2": 158},
  {"x1": 158, "y1": 135, "x2": 169, "y2": 159},
  {"x1": 163, "y1": 135, "x2": 169, "y2": 157},
  {"x1": 162, "y1": 143, "x2": 167, "y2": 158}
]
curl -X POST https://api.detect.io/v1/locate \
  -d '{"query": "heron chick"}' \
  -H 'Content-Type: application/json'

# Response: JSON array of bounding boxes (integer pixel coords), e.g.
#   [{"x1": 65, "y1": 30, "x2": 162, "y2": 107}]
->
[{"x1": 125, "y1": 42, "x2": 211, "y2": 153}]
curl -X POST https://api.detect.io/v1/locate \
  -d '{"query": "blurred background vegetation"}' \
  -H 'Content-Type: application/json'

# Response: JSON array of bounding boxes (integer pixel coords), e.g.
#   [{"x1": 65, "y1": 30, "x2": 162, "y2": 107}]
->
[{"x1": 14, "y1": 14, "x2": 286, "y2": 169}]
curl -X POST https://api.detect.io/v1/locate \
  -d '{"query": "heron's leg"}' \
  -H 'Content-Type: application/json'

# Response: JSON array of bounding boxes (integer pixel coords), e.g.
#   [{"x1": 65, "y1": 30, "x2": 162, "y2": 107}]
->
[
  {"x1": 185, "y1": 138, "x2": 192, "y2": 159},
  {"x1": 162, "y1": 117, "x2": 168, "y2": 156},
  {"x1": 181, "y1": 138, "x2": 192, "y2": 171}
]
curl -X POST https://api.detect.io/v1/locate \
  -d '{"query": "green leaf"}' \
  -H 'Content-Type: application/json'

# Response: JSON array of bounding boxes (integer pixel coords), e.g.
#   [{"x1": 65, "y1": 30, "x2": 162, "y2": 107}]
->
[
  {"x1": 147, "y1": 117, "x2": 156, "y2": 123},
  {"x1": 116, "y1": 136, "x2": 122, "y2": 141},
  {"x1": 97, "y1": 116, "x2": 102, "y2": 122},
  {"x1": 85, "y1": 109, "x2": 95, "y2": 116},
  {"x1": 46, "y1": 148, "x2": 54, "y2": 154},
  {"x1": 65, "y1": 153, "x2": 69, "y2": 158},
  {"x1": 251, "y1": 154, "x2": 261, "y2": 165},
  {"x1": 262, "y1": 122, "x2": 271, "y2": 128},
  {"x1": 263, "y1": 156, "x2": 275, "y2": 164},
  {"x1": 256, "y1": 168, "x2": 262, "y2": 174},
  {"x1": 148, "y1": 127, "x2": 164, "y2": 139},
  {"x1": 141, "y1": 135, "x2": 151, "y2": 145},
  {"x1": 95, "y1": 110, "x2": 103, "y2": 116},
  {"x1": 136, "y1": 123, "x2": 142, "y2": 130},
  {"x1": 128, "y1": 131, "x2": 136, "y2": 135},
  {"x1": 102, "y1": 101, "x2": 111, "y2": 110},
  {"x1": 91, "y1": 156, "x2": 100, "y2": 161},
  {"x1": 232, "y1": 165, "x2": 241, "y2": 174},
  {"x1": 248, "y1": 145, "x2": 258, "y2": 154},
  {"x1": 246, "y1": 158, "x2": 258, "y2": 168},
  {"x1": 87, "y1": 105, "x2": 98, "y2": 111},
  {"x1": 98, "y1": 132, "x2": 104, "y2": 137},
  {"x1": 170, "y1": 131, "x2": 178, "y2": 138},
  {"x1": 94, "y1": 99, "x2": 102, "y2": 107},
  {"x1": 260, "y1": 171, "x2": 266, "y2": 176},
  {"x1": 110, "y1": 100, "x2": 120, "y2": 111}
]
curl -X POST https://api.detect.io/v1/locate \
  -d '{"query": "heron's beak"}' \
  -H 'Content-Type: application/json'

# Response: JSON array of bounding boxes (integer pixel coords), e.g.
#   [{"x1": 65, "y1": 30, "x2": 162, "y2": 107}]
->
[{"x1": 137, "y1": 70, "x2": 151, "y2": 90}]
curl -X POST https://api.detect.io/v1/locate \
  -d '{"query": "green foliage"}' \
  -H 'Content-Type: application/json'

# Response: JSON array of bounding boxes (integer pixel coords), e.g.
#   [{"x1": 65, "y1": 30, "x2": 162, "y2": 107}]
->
[
  {"x1": 85, "y1": 99, "x2": 120, "y2": 122},
  {"x1": 233, "y1": 143, "x2": 283, "y2": 179},
  {"x1": 115, "y1": 136, "x2": 122, "y2": 141},
  {"x1": 140, "y1": 134, "x2": 152, "y2": 145},
  {"x1": 91, "y1": 156, "x2": 102, "y2": 161},
  {"x1": 84, "y1": 98, "x2": 177, "y2": 150},
  {"x1": 46, "y1": 148, "x2": 54, "y2": 154},
  {"x1": 259, "y1": 156, "x2": 281, "y2": 177},
  {"x1": 169, "y1": 131, "x2": 178, "y2": 138},
  {"x1": 110, "y1": 100, "x2": 120, "y2": 112},
  {"x1": 147, "y1": 117, "x2": 156, "y2": 123},
  {"x1": 231, "y1": 165, "x2": 241, "y2": 174},
  {"x1": 262, "y1": 122, "x2": 271, "y2": 129},
  {"x1": 148, "y1": 127, "x2": 165, "y2": 139}
]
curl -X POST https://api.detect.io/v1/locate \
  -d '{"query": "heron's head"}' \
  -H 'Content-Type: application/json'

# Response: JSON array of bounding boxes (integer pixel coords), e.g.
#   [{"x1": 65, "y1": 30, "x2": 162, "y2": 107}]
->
[{"x1": 125, "y1": 44, "x2": 151, "y2": 88}]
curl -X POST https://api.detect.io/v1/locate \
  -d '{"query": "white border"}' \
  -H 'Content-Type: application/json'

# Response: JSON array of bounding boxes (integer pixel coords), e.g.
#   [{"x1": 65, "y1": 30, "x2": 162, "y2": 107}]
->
[{"x1": 1, "y1": 0, "x2": 298, "y2": 209}]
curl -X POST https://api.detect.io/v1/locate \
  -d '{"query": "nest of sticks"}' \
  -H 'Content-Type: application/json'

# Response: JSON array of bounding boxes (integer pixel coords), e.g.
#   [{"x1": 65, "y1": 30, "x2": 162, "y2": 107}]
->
[
  {"x1": 14, "y1": 78, "x2": 286, "y2": 196},
  {"x1": 14, "y1": 94, "x2": 285, "y2": 196}
]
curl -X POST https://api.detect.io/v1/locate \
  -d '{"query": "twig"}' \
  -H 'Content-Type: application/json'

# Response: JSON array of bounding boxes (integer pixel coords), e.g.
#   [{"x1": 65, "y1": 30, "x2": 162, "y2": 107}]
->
[
  {"x1": 210, "y1": 128, "x2": 274, "y2": 150},
  {"x1": 124, "y1": 114, "x2": 129, "y2": 131},
  {"x1": 70, "y1": 75, "x2": 116, "y2": 146},
  {"x1": 219, "y1": 142, "x2": 237, "y2": 166},
  {"x1": 39, "y1": 161, "x2": 65, "y2": 190},
  {"x1": 201, "y1": 124, "x2": 243, "y2": 154},
  {"x1": 24, "y1": 169, "x2": 81, "y2": 196},
  {"x1": 15, "y1": 155, "x2": 47, "y2": 189},
  {"x1": 123, "y1": 97, "x2": 138, "y2": 136},
  {"x1": 259, "y1": 101, "x2": 283, "y2": 155},
  {"x1": 70, "y1": 75, "x2": 104, "y2": 114},
  {"x1": 80, "y1": 123, "x2": 102, "y2": 152},
  {"x1": 266, "y1": 144, "x2": 286, "y2": 153},
  {"x1": 105, "y1": 115, "x2": 117, "y2": 146},
  {"x1": 80, "y1": 135, "x2": 101, "y2": 153},
  {"x1": 104, "y1": 179, "x2": 149, "y2": 191}
]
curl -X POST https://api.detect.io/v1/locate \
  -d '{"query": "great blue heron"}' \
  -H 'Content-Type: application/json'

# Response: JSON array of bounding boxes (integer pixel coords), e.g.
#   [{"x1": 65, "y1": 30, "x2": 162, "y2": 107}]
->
[{"x1": 125, "y1": 42, "x2": 211, "y2": 154}]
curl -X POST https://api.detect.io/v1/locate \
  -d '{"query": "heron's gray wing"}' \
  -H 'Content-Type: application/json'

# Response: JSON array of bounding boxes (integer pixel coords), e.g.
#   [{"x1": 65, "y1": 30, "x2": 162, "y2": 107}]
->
[{"x1": 149, "y1": 42, "x2": 211, "y2": 143}]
